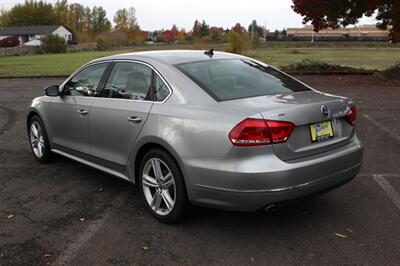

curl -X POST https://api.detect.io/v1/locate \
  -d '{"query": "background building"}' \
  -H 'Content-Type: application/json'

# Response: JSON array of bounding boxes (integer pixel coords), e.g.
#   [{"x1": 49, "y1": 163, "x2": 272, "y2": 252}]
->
[
  {"x1": 0, "y1": 25, "x2": 72, "y2": 46},
  {"x1": 287, "y1": 25, "x2": 390, "y2": 42}
]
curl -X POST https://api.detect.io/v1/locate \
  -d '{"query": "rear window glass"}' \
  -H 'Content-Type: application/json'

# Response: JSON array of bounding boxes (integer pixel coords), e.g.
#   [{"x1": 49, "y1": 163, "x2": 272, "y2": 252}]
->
[{"x1": 175, "y1": 59, "x2": 310, "y2": 101}]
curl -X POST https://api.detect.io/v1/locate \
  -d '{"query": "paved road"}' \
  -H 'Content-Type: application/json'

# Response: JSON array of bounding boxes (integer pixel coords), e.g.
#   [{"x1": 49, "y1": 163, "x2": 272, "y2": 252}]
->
[{"x1": 0, "y1": 75, "x2": 399, "y2": 265}]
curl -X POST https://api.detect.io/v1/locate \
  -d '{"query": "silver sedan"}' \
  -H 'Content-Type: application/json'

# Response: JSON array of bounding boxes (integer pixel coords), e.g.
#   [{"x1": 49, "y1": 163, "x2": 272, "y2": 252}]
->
[{"x1": 27, "y1": 50, "x2": 363, "y2": 223}]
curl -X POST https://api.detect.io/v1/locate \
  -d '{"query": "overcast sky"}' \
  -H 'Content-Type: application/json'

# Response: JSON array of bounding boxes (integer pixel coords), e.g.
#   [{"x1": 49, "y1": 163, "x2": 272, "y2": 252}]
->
[{"x1": 1, "y1": 0, "x2": 377, "y2": 31}]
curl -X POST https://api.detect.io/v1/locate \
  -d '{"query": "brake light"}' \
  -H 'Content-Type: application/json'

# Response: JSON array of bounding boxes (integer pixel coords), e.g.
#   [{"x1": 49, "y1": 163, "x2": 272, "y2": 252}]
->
[
  {"x1": 229, "y1": 119, "x2": 295, "y2": 147},
  {"x1": 347, "y1": 105, "x2": 357, "y2": 126}
]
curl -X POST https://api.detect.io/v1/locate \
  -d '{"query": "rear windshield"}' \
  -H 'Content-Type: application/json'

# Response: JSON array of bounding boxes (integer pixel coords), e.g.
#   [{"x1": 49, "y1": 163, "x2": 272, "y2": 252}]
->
[{"x1": 175, "y1": 59, "x2": 310, "y2": 101}]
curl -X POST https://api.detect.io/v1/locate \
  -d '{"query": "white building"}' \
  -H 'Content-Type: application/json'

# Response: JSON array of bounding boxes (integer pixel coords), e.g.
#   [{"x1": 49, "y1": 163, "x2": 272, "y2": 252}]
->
[{"x1": 0, "y1": 25, "x2": 72, "y2": 46}]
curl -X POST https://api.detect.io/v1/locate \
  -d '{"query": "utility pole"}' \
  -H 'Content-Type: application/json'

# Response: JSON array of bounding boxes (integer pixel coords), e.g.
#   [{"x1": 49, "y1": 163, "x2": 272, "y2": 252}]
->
[{"x1": 251, "y1": 20, "x2": 256, "y2": 41}]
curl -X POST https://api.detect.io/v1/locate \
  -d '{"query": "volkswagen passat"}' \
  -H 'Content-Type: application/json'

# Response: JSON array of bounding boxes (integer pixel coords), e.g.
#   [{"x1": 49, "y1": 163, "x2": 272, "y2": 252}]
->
[{"x1": 27, "y1": 50, "x2": 363, "y2": 223}]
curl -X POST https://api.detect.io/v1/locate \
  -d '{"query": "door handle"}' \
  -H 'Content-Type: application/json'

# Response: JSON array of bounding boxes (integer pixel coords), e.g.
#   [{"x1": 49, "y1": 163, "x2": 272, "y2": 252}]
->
[
  {"x1": 77, "y1": 109, "x2": 88, "y2": 115},
  {"x1": 128, "y1": 116, "x2": 142, "y2": 123}
]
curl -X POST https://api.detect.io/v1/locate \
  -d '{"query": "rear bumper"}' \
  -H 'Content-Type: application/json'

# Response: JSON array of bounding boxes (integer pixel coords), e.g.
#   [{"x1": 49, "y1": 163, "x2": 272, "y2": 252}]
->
[{"x1": 184, "y1": 137, "x2": 363, "y2": 211}]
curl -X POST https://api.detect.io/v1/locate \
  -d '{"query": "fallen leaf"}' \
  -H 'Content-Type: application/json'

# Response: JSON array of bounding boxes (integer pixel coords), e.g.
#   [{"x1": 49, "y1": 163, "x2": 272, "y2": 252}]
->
[
  {"x1": 142, "y1": 246, "x2": 149, "y2": 250},
  {"x1": 44, "y1": 254, "x2": 51, "y2": 257},
  {"x1": 346, "y1": 228, "x2": 353, "y2": 233},
  {"x1": 334, "y1": 232, "x2": 347, "y2": 238},
  {"x1": 7, "y1": 214, "x2": 14, "y2": 219},
  {"x1": 250, "y1": 257, "x2": 255, "y2": 262},
  {"x1": 98, "y1": 188, "x2": 103, "y2": 192},
  {"x1": 79, "y1": 218, "x2": 86, "y2": 222}
]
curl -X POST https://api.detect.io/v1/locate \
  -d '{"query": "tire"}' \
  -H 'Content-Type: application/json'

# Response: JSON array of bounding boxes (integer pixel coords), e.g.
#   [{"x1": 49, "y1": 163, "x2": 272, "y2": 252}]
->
[
  {"x1": 139, "y1": 148, "x2": 188, "y2": 223},
  {"x1": 28, "y1": 116, "x2": 54, "y2": 163}
]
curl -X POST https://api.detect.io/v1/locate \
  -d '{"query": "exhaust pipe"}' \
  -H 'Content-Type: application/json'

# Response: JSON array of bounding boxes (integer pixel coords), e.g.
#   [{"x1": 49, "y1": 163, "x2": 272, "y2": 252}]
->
[{"x1": 264, "y1": 204, "x2": 279, "y2": 213}]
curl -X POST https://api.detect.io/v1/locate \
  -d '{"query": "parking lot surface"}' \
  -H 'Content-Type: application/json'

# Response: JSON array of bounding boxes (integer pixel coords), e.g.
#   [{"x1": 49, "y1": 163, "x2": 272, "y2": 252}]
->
[{"x1": 0, "y1": 75, "x2": 399, "y2": 265}]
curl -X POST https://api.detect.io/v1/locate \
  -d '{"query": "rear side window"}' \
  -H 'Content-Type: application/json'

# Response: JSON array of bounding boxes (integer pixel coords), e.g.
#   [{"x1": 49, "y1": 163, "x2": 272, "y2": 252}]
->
[
  {"x1": 152, "y1": 74, "x2": 170, "y2": 102},
  {"x1": 175, "y1": 59, "x2": 310, "y2": 101},
  {"x1": 101, "y1": 62, "x2": 152, "y2": 100}
]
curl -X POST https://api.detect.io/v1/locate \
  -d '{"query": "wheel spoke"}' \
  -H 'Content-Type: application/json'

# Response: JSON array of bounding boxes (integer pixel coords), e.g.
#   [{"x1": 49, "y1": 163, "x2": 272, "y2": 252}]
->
[
  {"x1": 142, "y1": 174, "x2": 159, "y2": 188},
  {"x1": 151, "y1": 159, "x2": 163, "y2": 181},
  {"x1": 162, "y1": 173, "x2": 174, "y2": 188},
  {"x1": 151, "y1": 190, "x2": 162, "y2": 211},
  {"x1": 31, "y1": 124, "x2": 39, "y2": 137},
  {"x1": 161, "y1": 190, "x2": 174, "y2": 211},
  {"x1": 37, "y1": 142, "x2": 43, "y2": 156},
  {"x1": 31, "y1": 138, "x2": 39, "y2": 146}
]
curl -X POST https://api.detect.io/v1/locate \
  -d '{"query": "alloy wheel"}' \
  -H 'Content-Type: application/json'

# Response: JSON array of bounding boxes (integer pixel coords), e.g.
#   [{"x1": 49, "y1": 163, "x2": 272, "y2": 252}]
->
[
  {"x1": 30, "y1": 121, "x2": 45, "y2": 158},
  {"x1": 142, "y1": 158, "x2": 176, "y2": 216}
]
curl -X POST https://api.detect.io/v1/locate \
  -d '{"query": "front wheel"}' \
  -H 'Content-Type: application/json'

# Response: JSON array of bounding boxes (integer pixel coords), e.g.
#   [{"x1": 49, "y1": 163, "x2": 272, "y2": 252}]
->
[
  {"x1": 139, "y1": 149, "x2": 188, "y2": 223},
  {"x1": 28, "y1": 116, "x2": 54, "y2": 163}
]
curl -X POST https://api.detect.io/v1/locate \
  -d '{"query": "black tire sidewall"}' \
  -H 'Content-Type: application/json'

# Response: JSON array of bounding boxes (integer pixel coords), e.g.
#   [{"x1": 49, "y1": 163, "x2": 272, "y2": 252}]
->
[
  {"x1": 28, "y1": 116, "x2": 53, "y2": 163},
  {"x1": 139, "y1": 149, "x2": 187, "y2": 223}
]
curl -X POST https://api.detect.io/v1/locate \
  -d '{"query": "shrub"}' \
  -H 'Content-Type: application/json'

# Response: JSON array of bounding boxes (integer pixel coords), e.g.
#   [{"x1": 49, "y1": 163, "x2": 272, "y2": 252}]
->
[
  {"x1": 96, "y1": 35, "x2": 112, "y2": 51},
  {"x1": 382, "y1": 64, "x2": 400, "y2": 79},
  {"x1": 96, "y1": 31, "x2": 127, "y2": 50},
  {"x1": 0, "y1": 36, "x2": 20, "y2": 47},
  {"x1": 40, "y1": 34, "x2": 67, "y2": 53},
  {"x1": 224, "y1": 32, "x2": 251, "y2": 54},
  {"x1": 282, "y1": 59, "x2": 371, "y2": 74}
]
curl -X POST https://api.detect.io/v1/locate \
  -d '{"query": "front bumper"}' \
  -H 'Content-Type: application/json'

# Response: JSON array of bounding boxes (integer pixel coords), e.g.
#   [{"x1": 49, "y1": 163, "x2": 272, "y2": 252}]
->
[{"x1": 184, "y1": 137, "x2": 363, "y2": 211}]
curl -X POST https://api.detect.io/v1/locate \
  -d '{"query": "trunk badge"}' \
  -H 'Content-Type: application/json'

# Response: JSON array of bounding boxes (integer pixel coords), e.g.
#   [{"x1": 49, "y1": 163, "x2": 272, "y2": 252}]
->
[{"x1": 321, "y1": 105, "x2": 330, "y2": 117}]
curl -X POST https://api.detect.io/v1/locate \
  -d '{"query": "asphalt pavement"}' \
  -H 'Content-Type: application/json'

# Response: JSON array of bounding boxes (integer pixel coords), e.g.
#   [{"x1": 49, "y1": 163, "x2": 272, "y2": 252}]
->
[{"x1": 0, "y1": 75, "x2": 399, "y2": 265}]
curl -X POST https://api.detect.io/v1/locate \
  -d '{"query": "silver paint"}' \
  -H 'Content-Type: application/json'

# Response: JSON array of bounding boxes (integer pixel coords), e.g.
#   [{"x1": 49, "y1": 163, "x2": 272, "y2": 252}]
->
[{"x1": 27, "y1": 50, "x2": 364, "y2": 212}]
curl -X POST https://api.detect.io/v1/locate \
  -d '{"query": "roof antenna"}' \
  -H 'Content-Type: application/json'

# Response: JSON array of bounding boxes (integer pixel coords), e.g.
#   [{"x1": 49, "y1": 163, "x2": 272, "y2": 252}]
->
[{"x1": 204, "y1": 49, "x2": 214, "y2": 57}]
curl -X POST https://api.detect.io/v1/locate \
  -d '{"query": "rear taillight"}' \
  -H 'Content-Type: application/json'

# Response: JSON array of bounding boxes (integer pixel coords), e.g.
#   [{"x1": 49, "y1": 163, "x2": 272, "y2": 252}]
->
[
  {"x1": 229, "y1": 118, "x2": 295, "y2": 147},
  {"x1": 347, "y1": 105, "x2": 357, "y2": 126}
]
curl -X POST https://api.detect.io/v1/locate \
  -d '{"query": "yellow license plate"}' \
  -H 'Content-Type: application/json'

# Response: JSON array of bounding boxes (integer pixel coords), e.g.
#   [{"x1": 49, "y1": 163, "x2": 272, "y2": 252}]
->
[{"x1": 309, "y1": 121, "x2": 334, "y2": 142}]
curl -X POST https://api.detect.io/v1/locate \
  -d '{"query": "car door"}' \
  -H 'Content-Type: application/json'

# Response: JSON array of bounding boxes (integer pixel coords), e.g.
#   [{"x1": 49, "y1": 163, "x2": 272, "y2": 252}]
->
[
  {"x1": 48, "y1": 62, "x2": 109, "y2": 155},
  {"x1": 88, "y1": 61, "x2": 155, "y2": 169}
]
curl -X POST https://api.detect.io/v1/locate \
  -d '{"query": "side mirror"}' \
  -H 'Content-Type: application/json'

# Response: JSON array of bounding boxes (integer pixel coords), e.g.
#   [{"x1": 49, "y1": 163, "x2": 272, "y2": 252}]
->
[{"x1": 45, "y1": 85, "x2": 60, "y2": 97}]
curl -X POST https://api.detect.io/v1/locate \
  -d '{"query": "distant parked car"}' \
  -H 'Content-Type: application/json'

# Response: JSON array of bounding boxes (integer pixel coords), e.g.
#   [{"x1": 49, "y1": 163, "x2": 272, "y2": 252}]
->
[
  {"x1": 27, "y1": 50, "x2": 363, "y2": 223},
  {"x1": 0, "y1": 35, "x2": 20, "y2": 47}
]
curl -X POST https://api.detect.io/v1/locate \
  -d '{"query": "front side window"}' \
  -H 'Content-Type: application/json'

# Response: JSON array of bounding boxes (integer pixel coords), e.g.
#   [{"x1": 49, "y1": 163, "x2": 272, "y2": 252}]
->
[
  {"x1": 101, "y1": 62, "x2": 152, "y2": 100},
  {"x1": 175, "y1": 59, "x2": 310, "y2": 101},
  {"x1": 63, "y1": 63, "x2": 108, "y2": 96}
]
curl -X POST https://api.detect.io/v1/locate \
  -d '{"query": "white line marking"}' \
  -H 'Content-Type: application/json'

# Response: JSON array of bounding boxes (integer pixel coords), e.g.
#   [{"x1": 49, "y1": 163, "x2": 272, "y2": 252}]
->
[
  {"x1": 53, "y1": 192, "x2": 130, "y2": 266},
  {"x1": 359, "y1": 173, "x2": 400, "y2": 178},
  {"x1": 373, "y1": 174, "x2": 400, "y2": 211},
  {"x1": 363, "y1": 114, "x2": 400, "y2": 142}
]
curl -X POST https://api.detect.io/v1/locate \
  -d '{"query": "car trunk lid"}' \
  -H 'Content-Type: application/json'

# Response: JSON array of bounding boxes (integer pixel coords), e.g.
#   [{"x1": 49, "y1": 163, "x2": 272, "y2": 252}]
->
[{"x1": 219, "y1": 90, "x2": 355, "y2": 161}]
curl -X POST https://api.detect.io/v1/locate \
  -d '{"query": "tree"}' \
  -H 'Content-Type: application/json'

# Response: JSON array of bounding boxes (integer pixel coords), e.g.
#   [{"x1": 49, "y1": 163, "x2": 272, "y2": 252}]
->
[
  {"x1": 92, "y1": 6, "x2": 111, "y2": 34},
  {"x1": 232, "y1": 23, "x2": 247, "y2": 34},
  {"x1": 67, "y1": 3, "x2": 85, "y2": 34},
  {"x1": 54, "y1": 0, "x2": 68, "y2": 26},
  {"x1": 248, "y1": 20, "x2": 264, "y2": 38},
  {"x1": 127, "y1": 7, "x2": 138, "y2": 29},
  {"x1": 83, "y1": 7, "x2": 93, "y2": 34},
  {"x1": 0, "y1": 8, "x2": 7, "y2": 28},
  {"x1": 114, "y1": 7, "x2": 138, "y2": 32},
  {"x1": 5, "y1": 0, "x2": 58, "y2": 26},
  {"x1": 199, "y1": 20, "x2": 209, "y2": 37},
  {"x1": 209, "y1": 26, "x2": 224, "y2": 42},
  {"x1": 292, "y1": 0, "x2": 400, "y2": 42},
  {"x1": 225, "y1": 31, "x2": 251, "y2": 54},
  {"x1": 191, "y1": 20, "x2": 201, "y2": 38}
]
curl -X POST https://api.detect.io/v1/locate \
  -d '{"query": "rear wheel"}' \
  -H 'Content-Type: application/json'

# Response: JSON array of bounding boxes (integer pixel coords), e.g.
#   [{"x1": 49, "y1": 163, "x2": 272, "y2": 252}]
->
[
  {"x1": 28, "y1": 116, "x2": 53, "y2": 163},
  {"x1": 139, "y1": 149, "x2": 187, "y2": 223}
]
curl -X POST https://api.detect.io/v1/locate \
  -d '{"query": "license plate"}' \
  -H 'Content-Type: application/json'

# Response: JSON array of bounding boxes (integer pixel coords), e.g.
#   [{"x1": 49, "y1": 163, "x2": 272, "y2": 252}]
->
[{"x1": 309, "y1": 121, "x2": 334, "y2": 142}]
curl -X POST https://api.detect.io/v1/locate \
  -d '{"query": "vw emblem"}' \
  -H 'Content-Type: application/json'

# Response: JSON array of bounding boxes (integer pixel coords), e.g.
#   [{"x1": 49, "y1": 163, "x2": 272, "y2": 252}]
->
[{"x1": 321, "y1": 105, "x2": 330, "y2": 117}]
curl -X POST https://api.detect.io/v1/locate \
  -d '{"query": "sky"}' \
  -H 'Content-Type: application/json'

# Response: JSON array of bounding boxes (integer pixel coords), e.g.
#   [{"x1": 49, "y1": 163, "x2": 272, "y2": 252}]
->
[{"x1": 1, "y1": 0, "x2": 377, "y2": 31}]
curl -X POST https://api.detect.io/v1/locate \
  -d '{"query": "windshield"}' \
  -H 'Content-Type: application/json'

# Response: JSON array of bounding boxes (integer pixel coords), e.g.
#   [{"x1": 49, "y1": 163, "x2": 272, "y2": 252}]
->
[{"x1": 175, "y1": 59, "x2": 311, "y2": 101}]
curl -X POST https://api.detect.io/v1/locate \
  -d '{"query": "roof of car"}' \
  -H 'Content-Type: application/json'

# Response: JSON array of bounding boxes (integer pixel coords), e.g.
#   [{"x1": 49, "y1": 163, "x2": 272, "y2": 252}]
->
[{"x1": 96, "y1": 50, "x2": 243, "y2": 65}]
